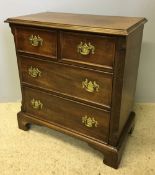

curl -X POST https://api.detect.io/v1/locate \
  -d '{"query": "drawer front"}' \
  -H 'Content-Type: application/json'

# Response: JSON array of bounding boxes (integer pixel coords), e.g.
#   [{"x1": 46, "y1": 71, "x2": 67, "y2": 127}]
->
[
  {"x1": 20, "y1": 56, "x2": 113, "y2": 109},
  {"x1": 15, "y1": 26, "x2": 57, "y2": 59},
  {"x1": 23, "y1": 87, "x2": 110, "y2": 142},
  {"x1": 60, "y1": 31, "x2": 116, "y2": 70}
]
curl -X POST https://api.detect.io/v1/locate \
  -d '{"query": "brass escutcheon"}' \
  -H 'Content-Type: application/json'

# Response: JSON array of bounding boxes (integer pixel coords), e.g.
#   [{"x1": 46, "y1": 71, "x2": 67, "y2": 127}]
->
[
  {"x1": 77, "y1": 42, "x2": 95, "y2": 55},
  {"x1": 82, "y1": 78, "x2": 99, "y2": 92},
  {"x1": 31, "y1": 98, "x2": 43, "y2": 110},
  {"x1": 29, "y1": 35, "x2": 43, "y2": 47},
  {"x1": 28, "y1": 66, "x2": 41, "y2": 78},
  {"x1": 82, "y1": 115, "x2": 98, "y2": 128}
]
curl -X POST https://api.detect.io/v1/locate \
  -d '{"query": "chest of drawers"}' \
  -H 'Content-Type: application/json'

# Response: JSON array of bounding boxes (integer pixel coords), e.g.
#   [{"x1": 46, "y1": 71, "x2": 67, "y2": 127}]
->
[{"x1": 6, "y1": 12, "x2": 147, "y2": 168}]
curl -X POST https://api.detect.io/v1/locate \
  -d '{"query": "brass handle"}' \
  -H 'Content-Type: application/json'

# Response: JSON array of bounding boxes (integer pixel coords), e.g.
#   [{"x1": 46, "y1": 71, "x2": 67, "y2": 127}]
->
[
  {"x1": 82, "y1": 115, "x2": 98, "y2": 128},
  {"x1": 82, "y1": 78, "x2": 99, "y2": 92},
  {"x1": 29, "y1": 35, "x2": 43, "y2": 47},
  {"x1": 31, "y1": 99, "x2": 43, "y2": 109},
  {"x1": 77, "y1": 42, "x2": 95, "y2": 55},
  {"x1": 28, "y1": 66, "x2": 41, "y2": 78}
]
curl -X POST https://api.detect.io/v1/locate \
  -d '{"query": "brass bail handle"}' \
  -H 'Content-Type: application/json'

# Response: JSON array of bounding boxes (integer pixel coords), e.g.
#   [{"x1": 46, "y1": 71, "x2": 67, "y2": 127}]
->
[
  {"x1": 28, "y1": 66, "x2": 41, "y2": 78},
  {"x1": 29, "y1": 35, "x2": 43, "y2": 47},
  {"x1": 77, "y1": 42, "x2": 95, "y2": 55},
  {"x1": 82, "y1": 115, "x2": 98, "y2": 128},
  {"x1": 31, "y1": 98, "x2": 43, "y2": 110},
  {"x1": 82, "y1": 78, "x2": 99, "y2": 93}
]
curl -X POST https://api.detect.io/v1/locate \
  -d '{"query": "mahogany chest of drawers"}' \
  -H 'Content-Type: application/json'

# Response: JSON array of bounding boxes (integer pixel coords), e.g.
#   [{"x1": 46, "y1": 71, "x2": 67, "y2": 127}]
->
[{"x1": 6, "y1": 12, "x2": 147, "y2": 168}]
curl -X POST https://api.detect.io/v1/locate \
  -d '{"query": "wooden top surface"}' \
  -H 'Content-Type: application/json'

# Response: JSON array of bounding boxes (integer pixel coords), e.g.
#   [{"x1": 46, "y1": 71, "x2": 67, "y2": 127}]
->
[{"x1": 5, "y1": 12, "x2": 147, "y2": 35}]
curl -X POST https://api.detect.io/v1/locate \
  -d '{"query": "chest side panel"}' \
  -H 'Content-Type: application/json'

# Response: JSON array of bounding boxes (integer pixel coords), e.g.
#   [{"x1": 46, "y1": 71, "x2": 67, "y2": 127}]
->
[{"x1": 109, "y1": 26, "x2": 144, "y2": 146}]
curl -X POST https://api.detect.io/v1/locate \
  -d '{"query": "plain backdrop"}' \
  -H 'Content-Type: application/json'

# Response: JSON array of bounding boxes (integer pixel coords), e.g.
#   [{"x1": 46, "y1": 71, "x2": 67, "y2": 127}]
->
[{"x1": 0, "y1": 0, "x2": 155, "y2": 102}]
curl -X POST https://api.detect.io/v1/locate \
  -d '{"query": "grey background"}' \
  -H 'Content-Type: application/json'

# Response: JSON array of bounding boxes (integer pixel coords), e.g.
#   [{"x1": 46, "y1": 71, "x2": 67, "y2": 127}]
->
[{"x1": 0, "y1": 0, "x2": 155, "y2": 102}]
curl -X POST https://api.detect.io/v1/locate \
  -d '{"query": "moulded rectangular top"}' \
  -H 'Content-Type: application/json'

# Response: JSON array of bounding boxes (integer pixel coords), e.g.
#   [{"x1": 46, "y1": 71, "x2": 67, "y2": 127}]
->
[{"x1": 5, "y1": 12, "x2": 147, "y2": 35}]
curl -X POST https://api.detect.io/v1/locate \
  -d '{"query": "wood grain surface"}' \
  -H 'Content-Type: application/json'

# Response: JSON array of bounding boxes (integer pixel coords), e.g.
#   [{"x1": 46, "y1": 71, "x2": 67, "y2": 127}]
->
[
  {"x1": 60, "y1": 31, "x2": 116, "y2": 69},
  {"x1": 15, "y1": 26, "x2": 57, "y2": 59},
  {"x1": 20, "y1": 55, "x2": 113, "y2": 109},
  {"x1": 5, "y1": 12, "x2": 147, "y2": 35},
  {"x1": 22, "y1": 86, "x2": 110, "y2": 143}
]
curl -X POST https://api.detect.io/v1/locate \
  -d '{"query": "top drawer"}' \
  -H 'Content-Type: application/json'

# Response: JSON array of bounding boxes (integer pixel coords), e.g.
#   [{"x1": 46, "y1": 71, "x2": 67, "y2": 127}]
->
[
  {"x1": 15, "y1": 26, "x2": 57, "y2": 59},
  {"x1": 60, "y1": 31, "x2": 116, "y2": 70}
]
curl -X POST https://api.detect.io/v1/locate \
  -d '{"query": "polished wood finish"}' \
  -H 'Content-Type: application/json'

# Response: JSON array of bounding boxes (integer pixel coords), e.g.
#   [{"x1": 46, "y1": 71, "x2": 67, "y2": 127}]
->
[
  {"x1": 20, "y1": 55, "x2": 112, "y2": 109},
  {"x1": 15, "y1": 26, "x2": 57, "y2": 59},
  {"x1": 6, "y1": 12, "x2": 147, "y2": 35},
  {"x1": 60, "y1": 31, "x2": 116, "y2": 70},
  {"x1": 6, "y1": 12, "x2": 147, "y2": 169},
  {"x1": 109, "y1": 26, "x2": 144, "y2": 145},
  {"x1": 22, "y1": 86, "x2": 110, "y2": 142}
]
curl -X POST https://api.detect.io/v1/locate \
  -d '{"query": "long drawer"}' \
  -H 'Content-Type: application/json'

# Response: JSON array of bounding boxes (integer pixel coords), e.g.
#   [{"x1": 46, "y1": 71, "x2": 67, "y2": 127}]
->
[
  {"x1": 22, "y1": 86, "x2": 110, "y2": 142},
  {"x1": 20, "y1": 56, "x2": 113, "y2": 109}
]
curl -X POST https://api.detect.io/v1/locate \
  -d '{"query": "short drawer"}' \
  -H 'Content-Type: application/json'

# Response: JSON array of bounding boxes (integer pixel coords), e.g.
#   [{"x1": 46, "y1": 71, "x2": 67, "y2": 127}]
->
[
  {"x1": 20, "y1": 56, "x2": 113, "y2": 109},
  {"x1": 15, "y1": 26, "x2": 57, "y2": 59},
  {"x1": 60, "y1": 31, "x2": 116, "y2": 70},
  {"x1": 23, "y1": 87, "x2": 110, "y2": 142}
]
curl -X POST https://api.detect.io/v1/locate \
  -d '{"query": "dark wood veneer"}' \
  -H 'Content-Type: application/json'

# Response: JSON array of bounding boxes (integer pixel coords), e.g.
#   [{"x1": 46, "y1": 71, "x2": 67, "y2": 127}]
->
[
  {"x1": 20, "y1": 55, "x2": 113, "y2": 109},
  {"x1": 15, "y1": 26, "x2": 57, "y2": 59},
  {"x1": 23, "y1": 86, "x2": 110, "y2": 142},
  {"x1": 5, "y1": 12, "x2": 147, "y2": 169},
  {"x1": 60, "y1": 31, "x2": 116, "y2": 70}
]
